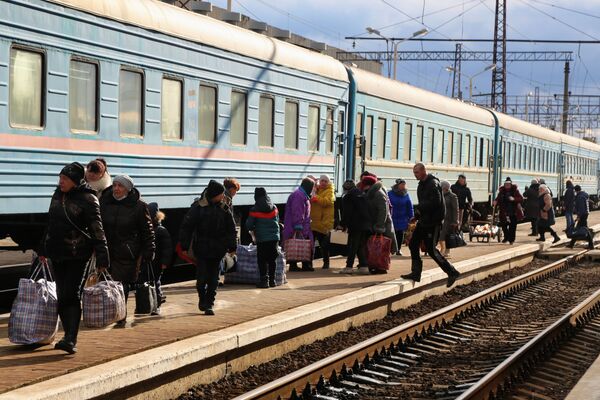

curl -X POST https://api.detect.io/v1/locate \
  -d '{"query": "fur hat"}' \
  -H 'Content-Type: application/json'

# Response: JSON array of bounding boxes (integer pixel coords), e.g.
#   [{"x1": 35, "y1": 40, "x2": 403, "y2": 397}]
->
[
  {"x1": 205, "y1": 179, "x2": 225, "y2": 200},
  {"x1": 60, "y1": 162, "x2": 85, "y2": 185},
  {"x1": 254, "y1": 187, "x2": 267, "y2": 201},
  {"x1": 113, "y1": 175, "x2": 134, "y2": 192},
  {"x1": 504, "y1": 177, "x2": 512, "y2": 184},
  {"x1": 361, "y1": 175, "x2": 377, "y2": 188}
]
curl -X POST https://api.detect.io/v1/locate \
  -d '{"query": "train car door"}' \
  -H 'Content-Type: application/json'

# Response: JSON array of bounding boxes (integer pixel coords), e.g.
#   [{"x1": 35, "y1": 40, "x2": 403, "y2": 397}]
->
[
  {"x1": 354, "y1": 107, "x2": 366, "y2": 181},
  {"x1": 334, "y1": 104, "x2": 347, "y2": 195}
]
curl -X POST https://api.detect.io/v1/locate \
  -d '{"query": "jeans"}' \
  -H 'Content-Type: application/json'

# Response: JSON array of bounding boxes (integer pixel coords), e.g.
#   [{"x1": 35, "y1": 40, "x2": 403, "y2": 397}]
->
[
  {"x1": 257, "y1": 240, "x2": 278, "y2": 282},
  {"x1": 53, "y1": 259, "x2": 87, "y2": 343},
  {"x1": 408, "y1": 223, "x2": 457, "y2": 277},
  {"x1": 312, "y1": 231, "x2": 330, "y2": 264},
  {"x1": 196, "y1": 257, "x2": 222, "y2": 308},
  {"x1": 565, "y1": 211, "x2": 574, "y2": 229},
  {"x1": 346, "y1": 230, "x2": 368, "y2": 268}
]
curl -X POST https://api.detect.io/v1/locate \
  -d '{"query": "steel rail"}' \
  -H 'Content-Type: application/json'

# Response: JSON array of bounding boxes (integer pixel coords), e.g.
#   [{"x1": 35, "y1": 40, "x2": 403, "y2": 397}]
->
[
  {"x1": 232, "y1": 249, "x2": 589, "y2": 400},
  {"x1": 458, "y1": 286, "x2": 600, "y2": 400}
]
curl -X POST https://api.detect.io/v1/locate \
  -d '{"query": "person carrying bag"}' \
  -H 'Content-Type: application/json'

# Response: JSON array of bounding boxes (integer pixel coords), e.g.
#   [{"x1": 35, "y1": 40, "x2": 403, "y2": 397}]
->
[{"x1": 82, "y1": 270, "x2": 126, "y2": 328}]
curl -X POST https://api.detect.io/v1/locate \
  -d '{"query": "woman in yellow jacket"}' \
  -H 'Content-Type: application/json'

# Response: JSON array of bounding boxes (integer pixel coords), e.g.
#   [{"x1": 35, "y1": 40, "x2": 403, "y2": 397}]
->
[{"x1": 310, "y1": 175, "x2": 336, "y2": 269}]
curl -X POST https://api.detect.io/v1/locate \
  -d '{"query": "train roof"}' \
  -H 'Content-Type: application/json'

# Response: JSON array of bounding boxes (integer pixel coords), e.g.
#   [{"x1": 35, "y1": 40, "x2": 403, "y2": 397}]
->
[
  {"x1": 350, "y1": 66, "x2": 495, "y2": 127},
  {"x1": 48, "y1": 0, "x2": 349, "y2": 83}
]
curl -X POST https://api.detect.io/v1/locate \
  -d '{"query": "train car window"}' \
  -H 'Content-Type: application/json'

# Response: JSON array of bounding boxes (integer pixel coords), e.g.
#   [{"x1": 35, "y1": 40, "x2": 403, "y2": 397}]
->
[
  {"x1": 307, "y1": 105, "x2": 320, "y2": 152},
  {"x1": 119, "y1": 69, "x2": 143, "y2": 137},
  {"x1": 9, "y1": 47, "x2": 44, "y2": 128},
  {"x1": 436, "y1": 129, "x2": 444, "y2": 164},
  {"x1": 199, "y1": 84, "x2": 217, "y2": 143},
  {"x1": 427, "y1": 127, "x2": 435, "y2": 162},
  {"x1": 416, "y1": 125, "x2": 424, "y2": 162},
  {"x1": 161, "y1": 78, "x2": 182, "y2": 140},
  {"x1": 364, "y1": 115, "x2": 373, "y2": 159},
  {"x1": 285, "y1": 101, "x2": 299, "y2": 149},
  {"x1": 457, "y1": 133, "x2": 463, "y2": 165},
  {"x1": 230, "y1": 91, "x2": 247, "y2": 145},
  {"x1": 487, "y1": 139, "x2": 491, "y2": 167},
  {"x1": 377, "y1": 117, "x2": 386, "y2": 159},
  {"x1": 512, "y1": 143, "x2": 517, "y2": 169},
  {"x1": 465, "y1": 134, "x2": 471, "y2": 166},
  {"x1": 479, "y1": 138, "x2": 484, "y2": 167},
  {"x1": 258, "y1": 95, "x2": 274, "y2": 147},
  {"x1": 338, "y1": 110, "x2": 345, "y2": 135},
  {"x1": 391, "y1": 120, "x2": 400, "y2": 160},
  {"x1": 69, "y1": 60, "x2": 97, "y2": 133},
  {"x1": 447, "y1": 131, "x2": 454, "y2": 165},
  {"x1": 325, "y1": 108, "x2": 334, "y2": 154},
  {"x1": 473, "y1": 136, "x2": 478, "y2": 167},
  {"x1": 403, "y1": 122, "x2": 412, "y2": 161}
]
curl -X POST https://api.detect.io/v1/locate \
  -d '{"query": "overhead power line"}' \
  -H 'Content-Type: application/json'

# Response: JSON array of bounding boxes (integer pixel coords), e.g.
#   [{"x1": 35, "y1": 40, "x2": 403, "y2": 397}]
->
[
  {"x1": 337, "y1": 51, "x2": 574, "y2": 62},
  {"x1": 344, "y1": 37, "x2": 600, "y2": 44}
]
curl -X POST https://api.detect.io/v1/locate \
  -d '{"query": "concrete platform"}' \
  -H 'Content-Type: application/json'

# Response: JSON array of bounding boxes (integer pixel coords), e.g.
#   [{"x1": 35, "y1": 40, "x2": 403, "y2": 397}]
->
[
  {"x1": 566, "y1": 353, "x2": 600, "y2": 400},
  {"x1": 1, "y1": 214, "x2": 599, "y2": 400}
]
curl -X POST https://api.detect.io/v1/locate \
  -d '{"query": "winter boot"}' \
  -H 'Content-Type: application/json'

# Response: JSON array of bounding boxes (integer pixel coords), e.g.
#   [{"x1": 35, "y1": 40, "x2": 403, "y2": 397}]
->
[
  {"x1": 552, "y1": 232, "x2": 561, "y2": 243},
  {"x1": 401, "y1": 260, "x2": 422, "y2": 282},
  {"x1": 256, "y1": 276, "x2": 269, "y2": 289}
]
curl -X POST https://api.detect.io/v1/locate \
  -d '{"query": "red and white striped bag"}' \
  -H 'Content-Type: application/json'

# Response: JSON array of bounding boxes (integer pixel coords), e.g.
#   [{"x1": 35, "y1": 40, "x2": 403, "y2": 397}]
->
[
  {"x1": 284, "y1": 233, "x2": 313, "y2": 262},
  {"x1": 9, "y1": 259, "x2": 59, "y2": 345},
  {"x1": 82, "y1": 272, "x2": 126, "y2": 328}
]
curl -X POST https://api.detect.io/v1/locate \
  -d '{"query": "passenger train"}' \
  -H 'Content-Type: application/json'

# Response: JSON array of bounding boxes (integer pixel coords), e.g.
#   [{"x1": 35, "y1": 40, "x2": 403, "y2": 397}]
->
[{"x1": 1, "y1": 0, "x2": 598, "y2": 249}]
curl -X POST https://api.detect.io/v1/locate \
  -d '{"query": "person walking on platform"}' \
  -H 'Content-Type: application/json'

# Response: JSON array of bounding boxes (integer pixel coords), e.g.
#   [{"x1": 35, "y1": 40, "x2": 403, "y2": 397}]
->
[
  {"x1": 223, "y1": 177, "x2": 240, "y2": 217},
  {"x1": 39, "y1": 162, "x2": 109, "y2": 354},
  {"x1": 524, "y1": 179, "x2": 540, "y2": 237},
  {"x1": 179, "y1": 180, "x2": 237, "y2": 315},
  {"x1": 439, "y1": 181, "x2": 459, "y2": 258},
  {"x1": 567, "y1": 185, "x2": 594, "y2": 249},
  {"x1": 100, "y1": 175, "x2": 155, "y2": 325},
  {"x1": 402, "y1": 163, "x2": 460, "y2": 287},
  {"x1": 143, "y1": 202, "x2": 173, "y2": 314},
  {"x1": 246, "y1": 187, "x2": 280, "y2": 288},
  {"x1": 563, "y1": 180, "x2": 576, "y2": 229},
  {"x1": 85, "y1": 158, "x2": 112, "y2": 198},
  {"x1": 310, "y1": 175, "x2": 335, "y2": 269},
  {"x1": 493, "y1": 177, "x2": 524, "y2": 245},
  {"x1": 451, "y1": 174, "x2": 472, "y2": 230},
  {"x1": 340, "y1": 180, "x2": 371, "y2": 274},
  {"x1": 388, "y1": 178, "x2": 413, "y2": 256},
  {"x1": 283, "y1": 178, "x2": 315, "y2": 272},
  {"x1": 536, "y1": 184, "x2": 561, "y2": 244},
  {"x1": 362, "y1": 174, "x2": 398, "y2": 258}
]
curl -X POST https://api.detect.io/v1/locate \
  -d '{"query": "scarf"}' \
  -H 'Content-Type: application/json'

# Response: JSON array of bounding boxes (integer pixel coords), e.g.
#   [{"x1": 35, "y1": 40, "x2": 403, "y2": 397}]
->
[{"x1": 88, "y1": 172, "x2": 112, "y2": 196}]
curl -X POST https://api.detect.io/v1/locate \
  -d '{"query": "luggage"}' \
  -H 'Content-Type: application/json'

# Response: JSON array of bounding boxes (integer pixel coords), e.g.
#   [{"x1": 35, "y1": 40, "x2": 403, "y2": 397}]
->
[
  {"x1": 366, "y1": 234, "x2": 392, "y2": 271},
  {"x1": 330, "y1": 229, "x2": 349, "y2": 245},
  {"x1": 566, "y1": 224, "x2": 591, "y2": 241},
  {"x1": 82, "y1": 272, "x2": 126, "y2": 328},
  {"x1": 446, "y1": 231, "x2": 467, "y2": 249},
  {"x1": 135, "y1": 263, "x2": 158, "y2": 315},
  {"x1": 9, "y1": 259, "x2": 59, "y2": 345},
  {"x1": 284, "y1": 233, "x2": 313, "y2": 262},
  {"x1": 224, "y1": 244, "x2": 287, "y2": 286}
]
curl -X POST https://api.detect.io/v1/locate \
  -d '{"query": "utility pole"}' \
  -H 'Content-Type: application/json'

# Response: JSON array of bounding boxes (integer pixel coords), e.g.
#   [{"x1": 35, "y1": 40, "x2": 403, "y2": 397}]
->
[
  {"x1": 452, "y1": 43, "x2": 463, "y2": 99},
  {"x1": 491, "y1": 0, "x2": 507, "y2": 112},
  {"x1": 534, "y1": 86, "x2": 540, "y2": 124},
  {"x1": 227, "y1": 0, "x2": 232, "y2": 11},
  {"x1": 561, "y1": 61, "x2": 570, "y2": 134}
]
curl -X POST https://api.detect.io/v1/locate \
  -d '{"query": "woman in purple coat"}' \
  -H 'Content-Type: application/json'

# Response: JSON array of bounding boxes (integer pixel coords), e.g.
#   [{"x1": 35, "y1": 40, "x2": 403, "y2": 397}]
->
[{"x1": 283, "y1": 178, "x2": 315, "y2": 271}]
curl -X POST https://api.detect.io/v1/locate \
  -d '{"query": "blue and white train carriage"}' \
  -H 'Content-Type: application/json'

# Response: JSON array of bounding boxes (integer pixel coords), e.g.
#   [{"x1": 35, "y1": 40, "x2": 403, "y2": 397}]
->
[{"x1": 1, "y1": 0, "x2": 600, "y2": 249}]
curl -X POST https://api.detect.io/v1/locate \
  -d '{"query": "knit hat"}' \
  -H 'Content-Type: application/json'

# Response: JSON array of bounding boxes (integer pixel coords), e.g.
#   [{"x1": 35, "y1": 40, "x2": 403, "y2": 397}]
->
[
  {"x1": 575, "y1": 185, "x2": 582, "y2": 192},
  {"x1": 531, "y1": 179, "x2": 538, "y2": 185},
  {"x1": 147, "y1": 202, "x2": 159, "y2": 220},
  {"x1": 395, "y1": 178, "x2": 406, "y2": 185},
  {"x1": 60, "y1": 162, "x2": 85, "y2": 185},
  {"x1": 504, "y1": 177, "x2": 512, "y2": 184},
  {"x1": 342, "y1": 179, "x2": 356, "y2": 191},
  {"x1": 300, "y1": 177, "x2": 315, "y2": 195},
  {"x1": 113, "y1": 175, "x2": 134, "y2": 192},
  {"x1": 319, "y1": 174, "x2": 331, "y2": 183},
  {"x1": 361, "y1": 175, "x2": 377, "y2": 188},
  {"x1": 254, "y1": 187, "x2": 267, "y2": 201},
  {"x1": 205, "y1": 179, "x2": 225, "y2": 200},
  {"x1": 441, "y1": 180, "x2": 450, "y2": 190}
]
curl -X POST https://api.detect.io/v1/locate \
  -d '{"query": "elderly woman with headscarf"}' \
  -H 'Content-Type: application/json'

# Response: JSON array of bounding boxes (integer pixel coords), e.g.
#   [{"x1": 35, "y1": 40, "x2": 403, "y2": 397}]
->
[
  {"x1": 310, "y1": 174, "x2": 335, "y2": 269},
  {"x1": 100, "y1": 175, "x2": 155, "y2": 326},
  {"x1": 439, "y1": 180, "x2": 459, "y2": 257},
  {"x1": 38, "y1": 162, "x2": 109, "y2": 354},
  {"x1": 283, "y1": 177, "x2": 315, "y2": 272}
]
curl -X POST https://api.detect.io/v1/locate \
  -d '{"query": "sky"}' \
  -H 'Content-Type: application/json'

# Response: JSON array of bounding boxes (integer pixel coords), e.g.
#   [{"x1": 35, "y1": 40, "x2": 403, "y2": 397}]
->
[{"x1": 207, "y1": 0, "x2": 600, "y2": 109}]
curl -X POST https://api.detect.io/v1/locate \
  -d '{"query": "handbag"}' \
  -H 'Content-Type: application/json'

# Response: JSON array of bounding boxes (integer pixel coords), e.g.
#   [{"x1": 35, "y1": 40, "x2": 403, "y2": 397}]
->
[
  {"x1": 566, "y1": 223, "x2": 591, "y2": 240},
  {"x1": 9, "y1": 259, "x2": 59, "y2": 345},
  {"x1": 135, "y1": 263, "x2": 158, "y2": 315},
  {"x1": 284, "y1": 232, "x2": 313, "y2": 262},
  {"x1": 330, "y1": 229, "x2": 349, "y2": 245},
  {"x1": 446, "y1": 230, "x2": 467, "y2": 249},
  {"x1": 82, "y1": 271, "x2": 126, "y2": 328},
  {"x1": 366, "y1": 234, "x2": 391, "y2": 271}
]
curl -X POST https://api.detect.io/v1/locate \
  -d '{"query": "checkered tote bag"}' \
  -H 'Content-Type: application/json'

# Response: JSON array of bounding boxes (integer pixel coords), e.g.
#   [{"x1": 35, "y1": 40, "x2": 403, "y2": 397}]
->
[
  {"x1": 9, "y1": 259, "x2": 59, "y2": 345},
  {"x1": 225, "y1": 245, "x2": 288, "y2": 286},
  {"x1": 284, "y1": 233, "x2": 313, "y2": 262},
  {"x1": 82, "y1": 272, "x2": 126, "y2": 328}
]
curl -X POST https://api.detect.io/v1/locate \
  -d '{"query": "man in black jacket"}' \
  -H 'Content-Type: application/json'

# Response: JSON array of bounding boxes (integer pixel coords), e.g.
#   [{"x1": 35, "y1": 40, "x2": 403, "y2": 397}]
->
[
  {"x1": 179, "y1": 180, "x2": 237, "y2": 315},
  {"x1": 450, "y1": 174, "x2": 472, "y2": 229},
  {"x1": 340, "y1": 180, "x2": 371, "y2": 274},
  {"x1": 402, "y1": 163, "x2": 460, "y2": 287}
]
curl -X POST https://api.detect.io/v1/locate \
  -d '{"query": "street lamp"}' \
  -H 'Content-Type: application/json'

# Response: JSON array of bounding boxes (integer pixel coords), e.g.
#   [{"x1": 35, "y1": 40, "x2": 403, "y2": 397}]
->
[
  {"x1": 367, "y1": 27, "x2": 429, "y2": 80},
  {"x1": 446, "y1": 64, "x2": 496, "y2": 100}
]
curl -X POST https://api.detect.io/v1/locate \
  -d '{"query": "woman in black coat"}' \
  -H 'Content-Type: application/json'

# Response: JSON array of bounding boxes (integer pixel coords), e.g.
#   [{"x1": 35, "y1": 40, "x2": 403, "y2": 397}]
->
[
  {"x1": 100, "y1": 175, "x2": 155, "y2": 325},
  {"x1": 39, "y1": 162, "x2": 109, "y2": 354}
]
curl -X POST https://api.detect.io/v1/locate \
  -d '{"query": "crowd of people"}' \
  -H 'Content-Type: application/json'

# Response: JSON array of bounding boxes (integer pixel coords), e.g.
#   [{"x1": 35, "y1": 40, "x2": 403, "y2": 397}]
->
[{"x1": 36, "y1": 158, "x2": 592, "y2": 354}]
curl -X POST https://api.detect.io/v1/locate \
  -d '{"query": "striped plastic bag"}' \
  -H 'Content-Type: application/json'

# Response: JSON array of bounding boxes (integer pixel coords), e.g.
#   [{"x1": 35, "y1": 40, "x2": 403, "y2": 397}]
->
[
  {"x1": 9, "y1": 259, "x2": 59, "y2": 345},
  {"x1": 82, "y1": 272, "x2": 126, "y2": 328}
]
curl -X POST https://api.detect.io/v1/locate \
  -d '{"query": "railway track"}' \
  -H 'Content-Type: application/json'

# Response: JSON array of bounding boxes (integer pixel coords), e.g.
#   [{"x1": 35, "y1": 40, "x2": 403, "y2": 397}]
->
[{"x1": 232, "y1": 249, "x2": 600, "y2": 400}]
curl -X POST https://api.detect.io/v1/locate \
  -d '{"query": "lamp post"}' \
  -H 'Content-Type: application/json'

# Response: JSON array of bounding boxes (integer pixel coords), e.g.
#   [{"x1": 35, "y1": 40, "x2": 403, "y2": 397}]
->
[
  {"x1": 367, "y1": 27, "x2": 428, "y2": 80},
  {"x1": 445, "y1": 64, "x2": 496, "y2": 100}
]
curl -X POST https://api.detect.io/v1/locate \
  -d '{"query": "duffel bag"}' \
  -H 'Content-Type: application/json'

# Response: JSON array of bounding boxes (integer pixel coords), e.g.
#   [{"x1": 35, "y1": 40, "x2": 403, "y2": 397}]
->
[
  {"x1": 366, "y1": 234, "x2": 391, "y2": 271},
  {"x1": 446, "y1": 231, "x2": 467, "y2": 249},
  {"x1": 566, "y1": 224, "x2": 591, "y2": 240},
  {"x1": 225, "y1": 244, "x2": 288, "y2": 286},
  {"x1": 9, "y1": 259, "x2": 59, "y2": 345},
  {"x1": 82, "y1": 272, "x2": 126, "y2": 328}
]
